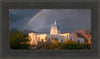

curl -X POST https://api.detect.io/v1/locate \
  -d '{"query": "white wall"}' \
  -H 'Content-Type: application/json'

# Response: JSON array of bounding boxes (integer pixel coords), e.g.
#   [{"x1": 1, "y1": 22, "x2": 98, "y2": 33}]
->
[
  {"x1": 29, "y1": 32, "x2": 85, "y2": 45},
  {"x1": 72, "y1": 37, "x2": 84, "y2": 43},
  {"x1": 29, "y1": 32, "x2": 38, "y2": 45}
]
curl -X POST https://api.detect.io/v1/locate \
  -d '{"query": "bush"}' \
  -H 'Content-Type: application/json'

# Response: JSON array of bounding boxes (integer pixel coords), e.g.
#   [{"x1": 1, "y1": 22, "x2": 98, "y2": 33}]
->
[
  {"x1": 66, "y1": 39, "x2": 76, "y2": 43},
  {"x1": 36, "y1": 39, "x2": 91, "y2": 50},
  {"x1": 52, "y1": 40, "x2": 60, "y2": 48},
  {"x1": 37, "y1": 41, "x2": 60, "y2": 50},
  {"x1": 10, "y1": 39, "x2": 21, "y2": 49},
  {"x1": 82, "y1": 43, "x2": 91, "y2": 49},
  {"x1": 60, "y1": 43, "x2": 83, "y2": 50},
  {"x1": 20, "y1": 44, "x2": 30, "y2": 49}
]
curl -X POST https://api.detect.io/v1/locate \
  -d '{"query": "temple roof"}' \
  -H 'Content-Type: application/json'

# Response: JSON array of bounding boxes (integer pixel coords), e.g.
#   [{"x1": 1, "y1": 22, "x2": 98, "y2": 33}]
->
[{"x1": 51, "y1": 20, "x2": 60, "y2": 30}]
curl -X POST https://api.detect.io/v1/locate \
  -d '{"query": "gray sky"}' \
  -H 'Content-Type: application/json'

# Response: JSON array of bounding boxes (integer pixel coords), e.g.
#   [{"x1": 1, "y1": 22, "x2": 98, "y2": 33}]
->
[{"x1": 9, "y1": 9, "x2": 91, "y2": 33}]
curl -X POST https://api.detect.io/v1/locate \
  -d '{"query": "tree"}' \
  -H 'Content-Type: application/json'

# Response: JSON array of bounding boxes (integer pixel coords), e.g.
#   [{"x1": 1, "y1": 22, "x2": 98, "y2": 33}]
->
[
  {"x1": 25, "y1": 36, "x2": 31, "y2": 41},
  {"x1": 9, "y1": 31, "x2": 30, "y2": 49}
]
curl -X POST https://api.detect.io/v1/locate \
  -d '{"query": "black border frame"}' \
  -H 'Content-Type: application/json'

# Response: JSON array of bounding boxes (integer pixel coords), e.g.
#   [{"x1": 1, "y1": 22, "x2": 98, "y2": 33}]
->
[{"x1": 0, "y1": 1, "x2": 99, "y2": 59}]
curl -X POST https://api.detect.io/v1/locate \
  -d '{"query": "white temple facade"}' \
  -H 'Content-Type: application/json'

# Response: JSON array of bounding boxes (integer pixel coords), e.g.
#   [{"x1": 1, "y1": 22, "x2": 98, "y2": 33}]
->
[{"x1": 28, "y1": 20, "x2": 84, "y2": 45}]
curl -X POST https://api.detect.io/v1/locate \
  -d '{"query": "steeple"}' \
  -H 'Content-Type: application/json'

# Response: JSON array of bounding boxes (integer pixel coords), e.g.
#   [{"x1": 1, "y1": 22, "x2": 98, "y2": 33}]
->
[
  {"x1": 50, "y1": 19, "x2": 61, "y2": 34},
  {"x1": 54, "y1": 19, "x2": 56, "y2": 25}
]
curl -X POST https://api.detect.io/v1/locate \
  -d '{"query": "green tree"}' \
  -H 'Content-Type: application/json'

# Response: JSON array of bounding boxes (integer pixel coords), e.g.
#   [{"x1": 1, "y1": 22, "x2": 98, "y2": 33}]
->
[{"x1": 9, "y1": 32, "x2": 30, "y2": 49}]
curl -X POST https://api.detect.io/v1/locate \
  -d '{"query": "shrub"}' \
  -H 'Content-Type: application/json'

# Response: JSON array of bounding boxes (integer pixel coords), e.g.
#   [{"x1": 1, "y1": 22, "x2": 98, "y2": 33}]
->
[
  {"x1": 52, "y1": 40, "x2": 60, "y2": 48},
  {"x1": 60, "y1": 43, "x2": 83, "y2": 50},
  {"x1": 66, "y1": 39, "x2": 76, "y2": 43},
  {"x1": 36, "y1": 39, "x2": 91, "y2": 50},
  {"x1": 20, "y1": 44, "x2": 30, "y2": 49},
  {"x1": 82, "y1": 43, "x2": 91, "y2": 49}
]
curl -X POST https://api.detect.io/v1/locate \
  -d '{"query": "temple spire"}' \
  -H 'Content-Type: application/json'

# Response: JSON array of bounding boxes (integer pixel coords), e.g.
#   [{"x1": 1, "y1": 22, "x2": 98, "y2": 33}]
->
[{"x1": 54, "y1": 19, "x2": 56, "y2": 25}]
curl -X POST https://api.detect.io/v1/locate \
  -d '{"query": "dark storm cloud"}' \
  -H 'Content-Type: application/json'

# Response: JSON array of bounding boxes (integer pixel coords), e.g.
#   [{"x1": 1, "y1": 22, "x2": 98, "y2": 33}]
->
[
  {"x1": 9, "y1": 9, "x2": 91, "y2": 33},
  {"x1": 9, "y1": 9, "x2": 41, "y2": 29}
]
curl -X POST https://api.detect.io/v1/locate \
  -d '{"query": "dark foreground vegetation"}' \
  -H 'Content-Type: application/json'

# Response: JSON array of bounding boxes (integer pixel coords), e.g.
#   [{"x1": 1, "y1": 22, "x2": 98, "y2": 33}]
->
[
  {"x1": 9, "y1": 31, "x2": 30, "y2": 49},
  {"x1": 36, "y1": 40, "x2": 91, "y2": 50}
]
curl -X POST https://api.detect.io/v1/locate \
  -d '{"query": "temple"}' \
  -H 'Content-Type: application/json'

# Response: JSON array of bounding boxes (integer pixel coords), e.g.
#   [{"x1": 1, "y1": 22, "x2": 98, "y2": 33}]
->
[{"x1": 28, "y1": 20, "x2": 84, "y2": 45}]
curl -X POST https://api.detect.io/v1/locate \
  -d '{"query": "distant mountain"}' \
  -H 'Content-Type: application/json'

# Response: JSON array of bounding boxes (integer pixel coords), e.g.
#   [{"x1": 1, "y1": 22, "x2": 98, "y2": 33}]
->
[
  {"x1": 19, "y1": 30, "x2": 37, "y2": 35},
  {"x1": 9, "y1": 28, "x2": 37, "y2": 35},
  {"x1": 9, "y1": 28, "x2": 18, "y2": 33}
]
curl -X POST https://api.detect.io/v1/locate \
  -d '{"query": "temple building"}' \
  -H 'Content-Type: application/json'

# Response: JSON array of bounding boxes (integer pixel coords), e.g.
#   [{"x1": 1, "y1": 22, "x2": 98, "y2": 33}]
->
[{"x1": 28, "y1": 20, "x2": 85, "y2": 45}]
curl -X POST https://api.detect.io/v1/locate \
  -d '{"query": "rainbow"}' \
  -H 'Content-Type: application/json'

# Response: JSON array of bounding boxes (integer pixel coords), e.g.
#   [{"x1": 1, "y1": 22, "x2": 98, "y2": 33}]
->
[
  {"x1": 26, "y1": 9, "x2": 45, "y2": 25},
  {"x1": 22, "y1": 9, "x2": 45, "y2": 30}
]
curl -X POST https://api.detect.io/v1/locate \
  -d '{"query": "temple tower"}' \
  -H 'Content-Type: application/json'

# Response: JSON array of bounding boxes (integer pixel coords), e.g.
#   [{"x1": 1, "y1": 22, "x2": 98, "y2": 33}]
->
[{"x1": 50, "y1": 19, "x2": 61, "y2": 35}]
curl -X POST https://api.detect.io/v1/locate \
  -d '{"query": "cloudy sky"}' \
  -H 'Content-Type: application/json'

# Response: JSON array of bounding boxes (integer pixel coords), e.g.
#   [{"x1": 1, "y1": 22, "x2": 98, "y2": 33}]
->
[{"x1": 9, "y1": 9, "x2": 91, "y2": 33}]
